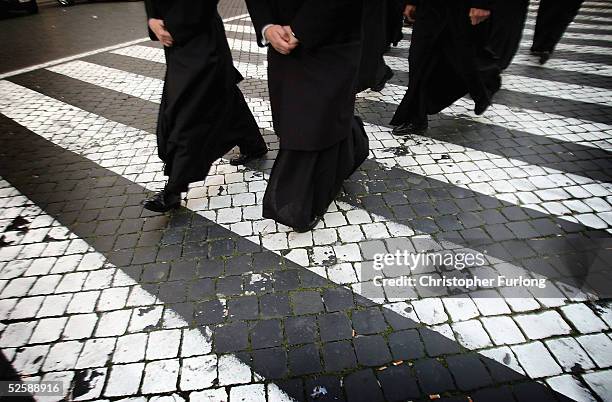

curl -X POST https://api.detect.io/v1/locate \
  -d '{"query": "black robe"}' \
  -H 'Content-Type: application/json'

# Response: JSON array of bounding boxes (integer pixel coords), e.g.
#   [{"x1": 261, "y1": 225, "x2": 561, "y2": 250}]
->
[
  {"x1": 386, "y1": 0, "x2": 405, "y2": 49},
  {"x1": 532, "y1": 0, "x2": 584, "y2": 53},
  {"x1": 357, "y1": 0, "x2": 390, "y2": 92},
  {"x1": 391, "y1": 0, "x2": 501, "y2": 126},
  {"x1": 484, "y1": 0, "x2": 529, "y2": 70},
  {"x1": 246, "y1": 0, "x2": 369, "y2": 229},
  {"x1": 145, "y1": 0, "x2": 266, "y2": 193}
]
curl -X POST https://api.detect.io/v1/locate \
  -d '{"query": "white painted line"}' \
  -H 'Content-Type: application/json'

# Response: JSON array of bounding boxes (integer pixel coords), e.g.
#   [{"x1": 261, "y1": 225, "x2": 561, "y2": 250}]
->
[{"x1": 0, "y1": 38, "x2": 150, "y2": 80}]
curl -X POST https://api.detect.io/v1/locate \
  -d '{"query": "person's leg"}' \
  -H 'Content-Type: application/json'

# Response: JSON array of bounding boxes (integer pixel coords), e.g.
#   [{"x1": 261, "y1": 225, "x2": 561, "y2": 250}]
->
[
  {"x1": 228, "y1": 87, "x2": 268, "y2": 166},
  {"x1": 532, "y1": 0, "x2": 583, "y2": 64},
  {"x1": 390, "y1": 3, "x2": 444, "y2": 134}
]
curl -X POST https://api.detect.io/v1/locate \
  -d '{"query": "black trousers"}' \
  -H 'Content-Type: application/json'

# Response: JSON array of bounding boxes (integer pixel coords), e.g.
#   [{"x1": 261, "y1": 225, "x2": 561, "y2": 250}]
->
[{"x1": 532, "y1": 0, "x2": 584, "y2": 52}]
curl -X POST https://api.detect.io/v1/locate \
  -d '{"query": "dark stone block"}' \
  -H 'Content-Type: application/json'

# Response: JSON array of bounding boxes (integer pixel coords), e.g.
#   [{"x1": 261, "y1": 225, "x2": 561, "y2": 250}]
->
[
  {"x1": 344, "y1": 369, "x2": 385, "y2": 402},
  {"x1": 322, "y1": 340, "x2": 357, "y2": 372},
  {"x1": 352, "y1": 308, "x2": 388, "y2": 335},
  {"x1": 214, "y1": 321, "x2": 249, "y2": 353},
  {"x1": 377, "y1": 364, "x2": 421, "y2": 401},
  {"x1": 288, "y1": 344, "x2": 322, "y2": 376},
  {"x1": 251, "y1": 319, "x2": 283, "y2": 349},
  {"x1": 413, "y1": 359, "x2": 455, "y2": 394},
  {"x1": 285, "y1": 316, "x2": 318, "y2": 345},
  {"x1": 318, "y1": 312, "x2": 353, "y2": 342},
  {"x1": 388, "y1": 329, "x2": 425, "y2": 360},
  {"x1": 446, "y1": 353, "x2": 493, "y2": 391},
  {"x1": 353, "y1": 335, "x2": 392, "y2": 367}
]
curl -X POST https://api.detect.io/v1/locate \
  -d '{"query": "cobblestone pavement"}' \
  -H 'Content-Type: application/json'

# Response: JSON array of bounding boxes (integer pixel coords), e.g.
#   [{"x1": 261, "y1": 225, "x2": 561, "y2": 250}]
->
[{"x1": 0, "y1": 0, "x2": 612, "y2": 401}]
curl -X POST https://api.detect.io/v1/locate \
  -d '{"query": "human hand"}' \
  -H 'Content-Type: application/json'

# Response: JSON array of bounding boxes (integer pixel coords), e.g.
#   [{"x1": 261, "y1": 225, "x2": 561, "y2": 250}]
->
[
  {"x1": 282, "y1": 26, "x2": 299, "y2": 48},
  {"x1": 148, "y1": 18, "x2": 174, "y2": 47},
  {"x1": 404, "y1": 5, "x2": 417, "y2": 22},
  {"x1": 264, "y1": 24, "x2": 297, "y2": 55},
  {"x1": 469, "y1": 8, "x2": 490, "y2": 25}
]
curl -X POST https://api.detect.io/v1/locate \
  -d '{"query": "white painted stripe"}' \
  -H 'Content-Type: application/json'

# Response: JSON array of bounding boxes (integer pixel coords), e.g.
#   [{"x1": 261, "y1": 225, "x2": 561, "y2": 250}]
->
[
  {"x1": 394, "y1": 35, "x2": 612, "y2": 56},
  {"x1": 524, "y1": 20, "x2": 612, "y2": 31},
  {"x1": 0, "y1": 38, "x2": 149, "y2": 80},
  {"x1": 224, "y1": 23, "x2": 257, "y2": 35},
  {"x1": 48, "y1": 60, "x2": 164, "y2": 103},
  {"x1": 111, "y1": 45, "x2": 267, "y2": 80},
  {"x1": 510, "y1": 54, "x2": 612, "y2": 77},
  {"x1": 502, "y1": 74, "x2": 612, "y2": 106},
  {"x1": 112, "y1": 45, "x2": 166, "y2": 64},
  {"x1": 227, "y1": 37, "x2": 267, "y2": 55},
  {"x1": 521, "y1": 27, "x2": 612, "y2": 42}
]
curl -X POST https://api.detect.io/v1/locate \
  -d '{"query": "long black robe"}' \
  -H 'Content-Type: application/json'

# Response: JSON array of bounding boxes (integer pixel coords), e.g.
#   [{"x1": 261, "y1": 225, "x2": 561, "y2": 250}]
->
[
  {"x1": 357, "y1": 0, "x2": 389, "y2": 92},
  {"x1": 532, "y1": 0, "x2": 584, "y2": 53},
  {"x1": 246, "y1": 0, "x2": 369, "y2": 229},
  {"x1": 386, "y1": 0, "x2": 405, "y2": 49},
  {"x1": 145, "y1": 0, "x2": 266, "y2": 193},
  {"x1": 390, "y1": 0, "x2": 501, "y2": 126},
  {"x1": 484, "y1": 0, "x2": 529, "y2": 70}
]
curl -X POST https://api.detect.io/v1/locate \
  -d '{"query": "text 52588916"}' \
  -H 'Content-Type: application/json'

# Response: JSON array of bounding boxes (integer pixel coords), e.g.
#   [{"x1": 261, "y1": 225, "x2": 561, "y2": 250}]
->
[{"x1": 1, "y1": 381, "x2": 64, "y2": 397}]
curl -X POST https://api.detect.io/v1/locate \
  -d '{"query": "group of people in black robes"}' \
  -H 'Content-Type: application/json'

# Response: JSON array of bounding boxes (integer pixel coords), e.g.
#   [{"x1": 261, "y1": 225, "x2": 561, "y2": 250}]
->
[{"x1": 141, "y1": 0, "x2": 583, "y2": 233}]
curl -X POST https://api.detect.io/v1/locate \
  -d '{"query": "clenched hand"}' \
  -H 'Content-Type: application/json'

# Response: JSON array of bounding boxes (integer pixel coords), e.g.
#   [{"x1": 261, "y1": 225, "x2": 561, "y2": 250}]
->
[{"x1": 265, "y1": 24, "x2": 298, "y2": 55}]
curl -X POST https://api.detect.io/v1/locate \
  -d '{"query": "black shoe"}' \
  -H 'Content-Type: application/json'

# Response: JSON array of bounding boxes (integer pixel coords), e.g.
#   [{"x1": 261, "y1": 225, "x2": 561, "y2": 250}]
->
[
  {"x1": 371, "y1": 66, "x2": 394, "y2": 92},
  {"x1": 530, "y1": 49, "x2": 551, "y2": 65},
  {"x1": 229, "y1": 148, "x2": 268, "y2": 166},
  {"x1": 293, "y1": 216, "x2": 322, "y2": 233},
  {"x1": 538, "y1": 51, "x2": 551, "y2": 65},
  {"x1": 392, "y1": 120, "x2": 428, "y2": 136},
  {"x1": 143, "y1": 190, "x2": 181, "y2": 213},
  {"x1": 474, "y1": 98, "x2": 492, "y2": 115}
]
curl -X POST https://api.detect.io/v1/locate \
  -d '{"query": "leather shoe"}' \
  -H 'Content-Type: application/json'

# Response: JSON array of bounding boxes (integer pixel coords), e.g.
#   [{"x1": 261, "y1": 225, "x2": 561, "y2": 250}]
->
[
  {"x1": 530, "y1": 49, "x2": 551, "y2": 65},
  {"x1": 229, "y1": 148, "x2": 268, "y2": 166},
  {"x1": 392, "y1": 120, "x2": 428, "y2": 136},
  {"x1": 293, "y1": 216, "x2": 322, "y2": 233},
  {"x1": 371, "y1": 66, "x2": 394, "y2": 92},
  {"x1": 143, "y1": 190, "x2": 181, "y2": 213},
  {"x1": 474, "y1": 98, "x2": 491, "y2": 115}
]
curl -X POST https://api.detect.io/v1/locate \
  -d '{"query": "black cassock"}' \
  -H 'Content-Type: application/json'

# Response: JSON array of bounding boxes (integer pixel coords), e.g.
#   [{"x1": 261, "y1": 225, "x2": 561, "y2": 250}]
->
[
  {"x1": 532, "y1": 0, "x2": 584, "y2": 53},
  {"x1": 391, "y1": 0, "x2": 501, "y2": 126},
  {"x1": 386, "y1": 0, "x2": 405, "y2": 49},
  {"x1": 246, "y1": 0, "x2": 369, "y2": 230},
  {"x1": 144, "y1": 0, "x2": 266, "y2": 193},
  {"x1": 484, "y1": 0, "x2": 529, "y2": 70},
  {"x1": 357, "y1": 0, "x2": 390, "y2": 92}
]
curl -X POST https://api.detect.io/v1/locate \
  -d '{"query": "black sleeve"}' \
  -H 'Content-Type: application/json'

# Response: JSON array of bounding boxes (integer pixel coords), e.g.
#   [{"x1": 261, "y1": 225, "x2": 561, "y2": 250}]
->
[
  {"x1": 245, "y1": 0, "x2": 275, "y2": 47},
  {"x1": 290, "y1": 0, "x2": 356, "y2": 49},
  {"x1": 471, "y1": 0, "x2": 491, "y2": 9},
  {"x1": 163, "y1": 0, "x2": 219, "y2": 45},
  {"x1": 144, "y1": 0, "x2": 160, "y2": 41}
]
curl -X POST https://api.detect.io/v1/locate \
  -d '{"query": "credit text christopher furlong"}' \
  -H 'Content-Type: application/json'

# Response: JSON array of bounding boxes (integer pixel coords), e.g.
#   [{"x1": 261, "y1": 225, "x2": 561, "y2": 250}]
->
[{"x1": 371, "y1": 251, "x2": 547, "y2": 289}]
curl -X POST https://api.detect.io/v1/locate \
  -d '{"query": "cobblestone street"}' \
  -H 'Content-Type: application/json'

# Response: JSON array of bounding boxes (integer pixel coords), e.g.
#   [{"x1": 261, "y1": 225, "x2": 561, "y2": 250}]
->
[{"x1": 0, "y1": 0, "x2": 612, "y2": 401}]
